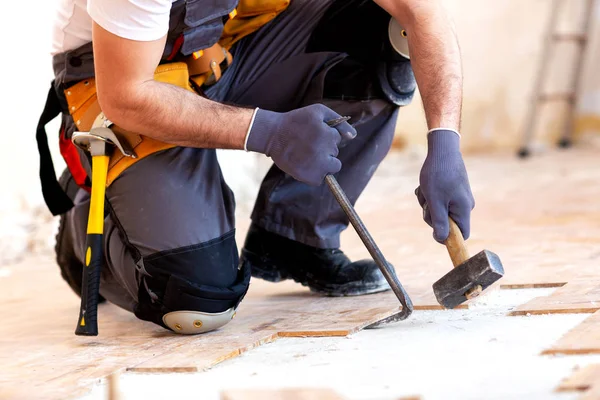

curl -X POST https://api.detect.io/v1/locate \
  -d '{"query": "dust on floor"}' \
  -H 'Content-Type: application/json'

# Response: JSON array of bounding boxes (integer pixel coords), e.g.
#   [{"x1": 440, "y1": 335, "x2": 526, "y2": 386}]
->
[{"x1": 78, "y1": 287, "x2": 600, "y2": 400}]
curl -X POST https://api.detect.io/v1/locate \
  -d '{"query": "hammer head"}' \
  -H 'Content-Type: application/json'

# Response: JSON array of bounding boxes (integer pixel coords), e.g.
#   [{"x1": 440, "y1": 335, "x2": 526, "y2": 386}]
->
[
  {"x1": 72, "y1": 128, "x2": 136, "y2": 158},
  {"x1": 432, "y1": 250, "x2": 504, "y2": 309}
]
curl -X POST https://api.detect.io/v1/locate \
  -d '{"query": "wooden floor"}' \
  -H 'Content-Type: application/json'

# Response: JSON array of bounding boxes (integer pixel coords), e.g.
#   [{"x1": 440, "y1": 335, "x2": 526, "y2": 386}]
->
[
  {"x1": 557, "y1": 364, "x2": 600, "y2": 400},
  {"x1": 1, "y1": 146, "x2": 599, "y2": 399}
]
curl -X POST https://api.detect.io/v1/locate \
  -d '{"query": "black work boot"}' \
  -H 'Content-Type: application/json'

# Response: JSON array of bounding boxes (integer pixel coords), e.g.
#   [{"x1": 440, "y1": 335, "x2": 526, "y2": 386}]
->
[
  {"x1": 239, "y1": 224, "x2": 390, "y2": 296},
  {"x1": 55, "y1": 168, "x2": 106, "y2": 303}
]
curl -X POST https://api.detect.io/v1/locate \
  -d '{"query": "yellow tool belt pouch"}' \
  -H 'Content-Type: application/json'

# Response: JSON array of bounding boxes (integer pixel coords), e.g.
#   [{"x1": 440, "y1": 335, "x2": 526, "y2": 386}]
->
[
  {"x1": 187, "y1": 0, "x2": 290, "y2": 87},
  {"x1": 64, "y1": 62, "x2": 195, "y2": 187},
  {"x1": 63, "y1": 0, "x2": 291, "y2": 185},
  {"x1": 221, "y1": 0, "x2": 290, "y2": 49}
]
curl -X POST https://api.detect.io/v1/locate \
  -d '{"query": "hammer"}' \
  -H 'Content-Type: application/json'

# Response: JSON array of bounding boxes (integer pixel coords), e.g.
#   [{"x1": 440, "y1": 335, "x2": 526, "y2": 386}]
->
[
  {"x1": 432, "y1": 218, "x2": 504, "y2": 309},
  {"x1": 71, "y1": 114, "x2": 135, "y2": 336}
]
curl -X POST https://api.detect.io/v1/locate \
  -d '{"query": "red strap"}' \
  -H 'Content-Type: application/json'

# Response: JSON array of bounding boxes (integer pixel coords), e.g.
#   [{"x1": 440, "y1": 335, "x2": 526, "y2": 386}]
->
[
  {"x1": 166, "y1": 35, "x2": 184, "y2": 61},
  {"x1": 59, "y1": 125, "x2": 89, "y2": 191}
]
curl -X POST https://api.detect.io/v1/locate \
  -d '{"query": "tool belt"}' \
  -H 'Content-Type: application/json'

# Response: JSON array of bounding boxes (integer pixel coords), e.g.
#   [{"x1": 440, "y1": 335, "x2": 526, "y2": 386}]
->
[
  {"x1": 65, "y1": 62, "x2": 194, "y2": 188},
  {"x1": 173, "y1": 0, "x2": 291, "y2": 88},
  {"x1": 37, "y1": 0, "x2": 290, "y2": 216}
]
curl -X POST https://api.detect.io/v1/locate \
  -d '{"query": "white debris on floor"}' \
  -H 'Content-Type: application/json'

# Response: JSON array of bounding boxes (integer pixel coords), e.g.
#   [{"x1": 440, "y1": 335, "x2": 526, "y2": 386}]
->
[{"x1": 79, "y1": 287, "x2": 600, "y2": 400}]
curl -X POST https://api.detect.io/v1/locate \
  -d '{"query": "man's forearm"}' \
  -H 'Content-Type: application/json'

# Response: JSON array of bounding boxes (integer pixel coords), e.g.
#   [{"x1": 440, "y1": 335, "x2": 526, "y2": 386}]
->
[
  {"x1": 379, "y1": 0, "x2": 463, "y2": 131},
  {"x1": 406, "y1": 3, "x2": 462, "y2": 130},
  {"x1": 100, "y1": 80, "x2": 254, "y2": 150}
]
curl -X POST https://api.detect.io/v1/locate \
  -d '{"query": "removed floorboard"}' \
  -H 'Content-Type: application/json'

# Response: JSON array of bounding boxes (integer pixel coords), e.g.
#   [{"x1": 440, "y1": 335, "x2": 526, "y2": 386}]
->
[
  {"x1": 509, "y1": 281, "x2": 600, "y2": 316},
  {"x1": 508, "y1": 280, "x2": 600, "y2": 357},
  {"x1": 556, "y1": 364, "x2": 600, "y2": 400},
  {"x1": 542, "y1": 311, "x2": 600, "y2": 355}
]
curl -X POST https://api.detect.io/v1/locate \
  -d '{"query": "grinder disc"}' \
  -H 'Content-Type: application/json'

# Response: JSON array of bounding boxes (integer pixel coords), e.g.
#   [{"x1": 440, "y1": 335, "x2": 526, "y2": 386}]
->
[{"x1": 388, "y1": 18, "x2": 410, "y2": 59}]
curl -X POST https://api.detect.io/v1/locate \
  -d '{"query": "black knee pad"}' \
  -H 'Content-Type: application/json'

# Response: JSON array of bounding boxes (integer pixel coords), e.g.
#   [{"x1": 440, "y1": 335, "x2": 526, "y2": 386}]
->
[
  {"x1": 133, "y1": 230, "x2": 250, "y2": 333},
  {"x1": 307, "y1": 0, "x2": 416, "y2": 106}
]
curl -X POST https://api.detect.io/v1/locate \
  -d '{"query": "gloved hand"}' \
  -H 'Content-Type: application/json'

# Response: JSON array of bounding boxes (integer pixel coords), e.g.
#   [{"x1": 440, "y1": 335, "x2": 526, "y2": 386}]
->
[
  {"x1": 414, "y1": 129, "x2": 475, "y2": 243},
  {"x1": 246, "y1": 104, "x2": 356, "y2": 186}
]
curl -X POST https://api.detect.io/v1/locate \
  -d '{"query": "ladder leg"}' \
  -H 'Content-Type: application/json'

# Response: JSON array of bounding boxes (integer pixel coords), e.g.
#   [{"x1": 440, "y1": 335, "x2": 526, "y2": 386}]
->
[
  {"x1": 558, "y1": 0, "x2": 596, "y2": 148},
  {"x1": 519, "y1": 0, "x2": 562, "y2": 157}
]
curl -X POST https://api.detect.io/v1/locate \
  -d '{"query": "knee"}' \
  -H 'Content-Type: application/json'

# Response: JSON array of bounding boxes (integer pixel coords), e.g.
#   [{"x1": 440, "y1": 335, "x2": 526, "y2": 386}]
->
[
  {"x1": 163, "y1": 309, "x2": 238, "y2": 334},
  {"x1": 133, "y1": 231, "x2": 251, "y2": 334},
  {"x1": 159, "y1": 268, "x2": 250, "y2": 335}
]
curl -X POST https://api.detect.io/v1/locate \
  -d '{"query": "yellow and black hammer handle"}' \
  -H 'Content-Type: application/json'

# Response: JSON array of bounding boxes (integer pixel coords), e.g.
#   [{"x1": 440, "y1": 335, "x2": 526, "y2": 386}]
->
[{"x1": 75, "y1": 154, "x2": 109, "y2": 336}]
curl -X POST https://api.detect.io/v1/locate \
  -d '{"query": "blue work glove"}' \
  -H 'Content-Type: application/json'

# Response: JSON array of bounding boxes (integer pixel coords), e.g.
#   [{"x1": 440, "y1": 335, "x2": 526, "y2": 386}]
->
[
  {"x1": 414, "y1": 129, "x2": 475, "y2": 243},
  {"x1": 246, "y1": 104, "x2": 356, "y2": 186}
]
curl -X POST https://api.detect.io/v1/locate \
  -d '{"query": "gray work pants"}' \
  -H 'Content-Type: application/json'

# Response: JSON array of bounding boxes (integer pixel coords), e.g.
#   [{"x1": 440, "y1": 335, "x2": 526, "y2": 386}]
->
[{"x1": 63, "y1": 0, "x2": 399, "y2": 313}]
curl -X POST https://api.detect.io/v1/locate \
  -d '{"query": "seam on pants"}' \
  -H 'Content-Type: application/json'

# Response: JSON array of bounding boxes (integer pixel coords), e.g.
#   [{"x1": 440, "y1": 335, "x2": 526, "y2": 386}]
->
[
  {"x1": 105, "y1": 198, "x2": 143, "y2": 262},
  {"x1": 104, "y1": 197, "x2": 145, "y2": 285}
]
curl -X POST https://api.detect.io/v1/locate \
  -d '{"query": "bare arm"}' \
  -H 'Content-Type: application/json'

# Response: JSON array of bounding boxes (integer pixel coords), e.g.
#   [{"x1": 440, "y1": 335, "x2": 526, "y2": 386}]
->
[
  {"x1": 92, "y1": 22, "x2": 253, "y2": 149},
  {"x1": 373, "y1": 0, "x2": 463, "y2": 130}
]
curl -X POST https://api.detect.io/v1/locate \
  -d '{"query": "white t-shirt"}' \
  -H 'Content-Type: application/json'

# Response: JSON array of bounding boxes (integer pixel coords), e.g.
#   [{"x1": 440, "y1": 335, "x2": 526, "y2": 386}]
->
[{"x1": 51, "y1": 0, "x2": 177, "y2": 55}]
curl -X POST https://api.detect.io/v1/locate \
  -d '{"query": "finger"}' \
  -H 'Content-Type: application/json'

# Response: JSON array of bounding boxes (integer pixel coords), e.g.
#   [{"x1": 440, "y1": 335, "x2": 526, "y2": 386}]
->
[
  {"x1": 331, "y1": 120, "x2": 357, "y2": 143},
  {"x1": 449, "y1": 198, "x2": 473, "y2": 240},
  {"x1": 422, "y1": 203, "x2": 433, "y2": 227},
  {"x1": 415, "y1": 187, "x2": 432, "y2": 226},
  {"x1": 326, "y1": 156, "x2": 342, "y2": 176},
  {"x1": 327, "y1": 126, "x2": 342, "y2": 149},
  {"x1": 414, "y1": 187, "x2": 426, "y2": 208},
  {"x1": 330, "y1": 141, "x2": 340, "y2": 158},
  {"x1": 429, "y1": 199, "x2": 450, "y2": 243},
  {"x1": 321, "y1": 107, "x2": 357, "y2": 142}
]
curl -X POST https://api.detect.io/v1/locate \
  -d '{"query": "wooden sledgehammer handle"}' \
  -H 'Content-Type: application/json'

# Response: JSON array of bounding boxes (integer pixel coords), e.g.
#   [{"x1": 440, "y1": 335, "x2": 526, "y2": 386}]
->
[
  {"x1": 445, "y1": 218, "x2": 482, "y2": 299},
  {"x1": 445, "y1": 218, "x2": 470, "y2": 268}
]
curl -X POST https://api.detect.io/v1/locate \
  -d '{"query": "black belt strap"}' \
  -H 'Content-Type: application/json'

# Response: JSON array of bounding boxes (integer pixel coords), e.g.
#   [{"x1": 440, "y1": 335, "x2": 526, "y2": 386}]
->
[{"x1": 36, "y1": 83, "x2": 74, "y2": 216}]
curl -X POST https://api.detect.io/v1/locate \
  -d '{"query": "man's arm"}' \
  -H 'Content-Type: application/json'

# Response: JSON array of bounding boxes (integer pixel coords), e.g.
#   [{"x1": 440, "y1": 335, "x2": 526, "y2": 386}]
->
[
  {"x1": 373, "y1": 0, "x2": 463, "y2": 130},
  {"x1": 374, "y1": 0, "x2": 474, "y2": 243},
  {"x1": 92, "y1": 22, "x2": 253, "y2": 149},
  {"x1": 91, "y1": 21, "x2": 355, "y2": 187}
]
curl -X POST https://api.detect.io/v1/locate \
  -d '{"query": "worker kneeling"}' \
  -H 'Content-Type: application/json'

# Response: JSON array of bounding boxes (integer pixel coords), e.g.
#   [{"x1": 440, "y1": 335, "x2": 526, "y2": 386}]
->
[{"x1": 39, "y1": 0, "x2": 475, "y2": 335}]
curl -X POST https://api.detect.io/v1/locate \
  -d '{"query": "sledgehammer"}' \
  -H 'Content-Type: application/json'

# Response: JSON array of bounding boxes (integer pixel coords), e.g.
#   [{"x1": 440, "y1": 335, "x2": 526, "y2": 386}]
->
[{"x1": 433, "y1": 218, "x2": 504, "y2": 309}]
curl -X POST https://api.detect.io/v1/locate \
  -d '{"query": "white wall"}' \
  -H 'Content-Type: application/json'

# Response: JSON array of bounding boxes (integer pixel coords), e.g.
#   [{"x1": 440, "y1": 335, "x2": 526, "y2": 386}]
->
[
  {"x1": 2, "y1": 0, "x2": 600, "y2": 264},
  {"x1": 395, "y1": 0, "x2": 600, "y2": 152},
  {"x1": 0, "y1": 1, "x2": 61, "y2": 262}
]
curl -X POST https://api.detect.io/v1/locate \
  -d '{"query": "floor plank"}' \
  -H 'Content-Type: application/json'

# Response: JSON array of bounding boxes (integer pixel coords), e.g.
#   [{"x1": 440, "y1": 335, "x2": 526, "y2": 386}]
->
[
  {"x1": 556, "y1": 364, "x2": 600, "y2": 400},
  {"x1": 129, "y1": 288, "x2": 402, "y2": 372},
  {"x1": 543, "y1": 311, "x2": 600, "y2": 355},
  {"x1": 509, "y1": 281, "x2": 600, "y2": 316},
  {"x1": 0, "y1": 257, "x2": 425, "y2": 399},
  {"x1": 3, "y1": 148, "x2": 600, "y2": 399}
]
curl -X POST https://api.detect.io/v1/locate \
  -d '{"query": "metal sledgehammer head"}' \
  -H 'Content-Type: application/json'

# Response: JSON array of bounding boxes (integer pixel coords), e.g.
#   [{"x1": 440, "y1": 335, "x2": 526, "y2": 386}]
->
[{"x1": 433, "y1": 249, "x2": 504, "y2": 309}]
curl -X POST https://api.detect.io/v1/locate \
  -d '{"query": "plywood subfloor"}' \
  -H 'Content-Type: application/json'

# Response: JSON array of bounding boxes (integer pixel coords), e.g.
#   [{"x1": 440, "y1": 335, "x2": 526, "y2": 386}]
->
[
  {"x1": 2, "y1": 148, "x2": 600, "y2": 399},
  {"x1": 557, "y1": 364, "x2": 600, "y2": 400},
  {"x1": 339, "y1": 149, "x2": 600, "y2": 290},
  {"x1": 0, "y1": 255, "x2": 441, "y2": 400}
]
